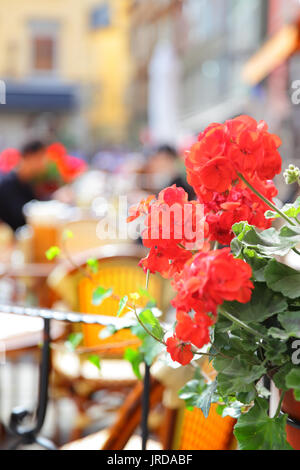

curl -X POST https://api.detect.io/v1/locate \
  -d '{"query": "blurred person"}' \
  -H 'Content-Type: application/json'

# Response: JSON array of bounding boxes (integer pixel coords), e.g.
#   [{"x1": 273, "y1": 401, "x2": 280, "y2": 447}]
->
[
  {"x1": 0, "y1": 140, "x2": 47, "y2": 231},
  {"x1": 144, "y1": 145, "x2": 195, "y2": 199}
]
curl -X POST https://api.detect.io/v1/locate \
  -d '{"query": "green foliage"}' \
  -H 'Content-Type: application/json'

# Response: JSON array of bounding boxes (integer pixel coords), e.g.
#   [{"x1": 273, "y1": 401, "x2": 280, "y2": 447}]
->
[
  {"x1": 99, "y1": 324, "x2": 117, "y2": 339},
  {"x1": 45, "y1": 246, "x2": 61, "y2": 261},
  {"x1": 87, "y1": 258, "x2": 99, "y2": 273},
  {"x1": 265, "y1": 259, "x2": 300, "y2": 299},
  {"x1": 116, "y1": 295, "x2": 128, "y2": 317},
  {"x1": 232, "y1": 222, "x2": 300, "y2": 257},
  {"x1": 65, "y1": 332, "x2": 83, "y2": 351},
  {"x1": 88, "y1": 355, "x2": 101, "y2": 370},
  {"x1": 265, "y1": 197, "x2": 300, "y2": 221},
  {"x1": 223, "y1": 283, "x2": 287, "y2": 323},
  {"x1": 131, "y1": 321, "x2": 164, "y2": 366},
  {"x1": 179, "y1": 370, "x2": 217, "y2": 418},
  {"x1": 139, "y1": 309, "x2": 164, "y2": 341},
  {"x1": 286, "y1": 368, "x2": 300, "y2": 401},
  {"x1": 278, "y1": 311, "x2": 300, "y2": 338},
  {"x1": 124, "y1": 348, "x2": 143, "y2": 380},
  {"x1": 92, "y1": 286, "x2": 113, "y2": 306},
  {"x1": 213, "y1": 355, "x2": 266, "y2": 402},
  {"x1": 234, "y1": 399, "x2": 293, "y2": 450}
]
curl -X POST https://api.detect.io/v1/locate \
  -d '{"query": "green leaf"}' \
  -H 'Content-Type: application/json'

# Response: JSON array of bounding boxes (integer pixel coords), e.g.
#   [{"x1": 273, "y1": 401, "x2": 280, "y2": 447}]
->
[
  {"x1": 99, "y1": 324, "x2": 117, "y2": 339},
  {"x1": 124, "y1": 348, "x2": 143, "y2": 380},
  {"x1": 286, "y1": 368, "x2": 300, "y2": 401},
  {"x1": 138, "y1": 287, "x2": 156, "y2": 305},
  {"x1": 139, "y1": 309, "x2": 164, "y2": 341},
  {"x1": 140, "y1": 335, "x2": 164, "y2": 366},
  {"x1": 92, "y1": 286, "x2": 113, "y2": 306},
  {"x1": 65, "y1": 332, "x2": 83, "y2": 351},
  {"x1": 234, "y1": 398, "x2": 293, "y2": 450},
  {"x1": 213, "y1": 355, "x2": 266, "y2": 399},
  {"x1": 87, "y1": 258, "x2": 99, "y2": 274},
  {"x1": 218, "y1": 401, "x2": 243, "y2": 419},
  {"x1": 63, "y1": 229, "x2": 74, "y2": 240},
  {"x1": 88, "y1": 355, "x2": 101, "y2": 370},
  {"x1": 179, "y1": 372, "x2": 217, "y2": 418},
  {"x1": 268, "y1": 327, "x2": 289, "y2": 341},
  {"x1": 273, "y1": 363, "x2": 294, "y2": 391},
  {"x1": 278, "y1": 311, "x2": 300, "y2": 338},
  {"x1": 263, "y1": 338, "x2": 288, "y2": 365},
  {"x1": 45, "y1": 246, "x2": 61, "y2": 261},
  {"x1": 222, "y1": 283, "x2": 287, "y2": 323},
  {"x1": 232, "y1": 222, "x2": 300, "y2": 257},
  {"x1": 117, "y1": 295, "x2": 128, "y2": 317},
  {"x1": 241, "y1": 248, "x2": 269, "y2": 282},
  {"x1": 265, "y1": 197, "x2": 300, "y2": 220},
  {"x1": 265, "y1": 259, "x2": 300, "y2": 299}
]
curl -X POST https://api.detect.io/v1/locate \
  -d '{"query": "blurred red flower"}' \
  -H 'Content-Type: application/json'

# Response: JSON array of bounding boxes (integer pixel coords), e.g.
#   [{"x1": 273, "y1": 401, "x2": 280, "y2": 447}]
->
[{"x1": 0, "y1": 148, "x2": 20, "y2": 173}]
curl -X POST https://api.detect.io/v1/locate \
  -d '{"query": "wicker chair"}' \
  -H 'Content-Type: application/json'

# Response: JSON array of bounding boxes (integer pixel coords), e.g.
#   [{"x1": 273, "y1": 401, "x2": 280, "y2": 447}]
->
[{"x1": 47, "y1": 244, "x2": 169, "y2": 441}]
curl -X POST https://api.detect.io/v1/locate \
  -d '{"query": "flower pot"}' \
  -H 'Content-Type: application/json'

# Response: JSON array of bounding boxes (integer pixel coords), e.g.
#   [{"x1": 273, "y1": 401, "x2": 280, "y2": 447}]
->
[{"x1": 282, "y1": 390, "x2": 300, "y2": 450}]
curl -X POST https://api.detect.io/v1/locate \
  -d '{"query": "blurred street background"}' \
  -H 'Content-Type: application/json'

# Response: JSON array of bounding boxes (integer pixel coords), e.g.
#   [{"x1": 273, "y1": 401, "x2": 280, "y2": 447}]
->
[{"x1": 0, "y1": 1, "x2": 299, "y2": 198}]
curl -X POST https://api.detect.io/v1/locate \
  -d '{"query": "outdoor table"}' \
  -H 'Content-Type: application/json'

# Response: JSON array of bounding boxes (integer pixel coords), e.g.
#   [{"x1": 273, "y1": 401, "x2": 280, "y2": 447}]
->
[{"x1": 0, "y1": 304, "x2": 151, "y2": 450}]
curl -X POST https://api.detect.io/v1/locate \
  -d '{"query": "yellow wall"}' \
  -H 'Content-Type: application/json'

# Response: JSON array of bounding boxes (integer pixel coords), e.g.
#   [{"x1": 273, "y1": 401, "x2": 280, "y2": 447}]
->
[{"x1": 0, "y1": 0, "x2": 131, "y2": 142}]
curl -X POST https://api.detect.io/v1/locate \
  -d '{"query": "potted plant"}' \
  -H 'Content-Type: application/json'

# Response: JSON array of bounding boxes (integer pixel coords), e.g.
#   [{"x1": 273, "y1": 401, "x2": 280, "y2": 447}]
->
[{"x1": 123, "y1": 115, "x2": 300, "y2": 450}]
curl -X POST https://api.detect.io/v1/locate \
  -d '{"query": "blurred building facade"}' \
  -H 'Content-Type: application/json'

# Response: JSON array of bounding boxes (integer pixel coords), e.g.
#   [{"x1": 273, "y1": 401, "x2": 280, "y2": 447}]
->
[
  {"x1": 129, "y1": 0, "x2": 300, "y2": 181},
  {"x1": 0, "y1": 0, "x2": 132, "y2": 151},
  {"x1": 129, "y1": 0, "x2": 269, "y2": 146}
]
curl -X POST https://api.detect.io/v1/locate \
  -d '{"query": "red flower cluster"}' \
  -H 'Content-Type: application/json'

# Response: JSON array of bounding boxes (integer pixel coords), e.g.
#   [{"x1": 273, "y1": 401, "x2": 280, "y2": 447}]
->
[
  {"x1": 47, "y1": 143, "x2": 87, "y2": 183},
  {"x1": 186, "y1": 115, "x2": 281, "y2": 198},
  {"x1": 184, "y1": 115, "x2": 281, "y2": 244},
  {"x1": 205, "y1": 177, "x2": 278, "y2": 245},
  {"x1": 166, "y1": 248, "x2": 253, "y2": 364},
  {"x1": 128, "y1": 185, "x2": 208, "y2": 278}
]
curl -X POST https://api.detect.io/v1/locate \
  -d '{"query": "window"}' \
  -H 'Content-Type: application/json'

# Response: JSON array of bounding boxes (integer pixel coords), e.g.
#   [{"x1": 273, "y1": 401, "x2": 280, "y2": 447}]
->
[
  {"x1": 29, "y1": 21, "x2": 59, "y2": 75},
  {"x1": 33, "y1": 37, "x2": 55, "y2": 71},
  {"x1": 90, "y1": 4, "x2": 111, "y2": 30}
]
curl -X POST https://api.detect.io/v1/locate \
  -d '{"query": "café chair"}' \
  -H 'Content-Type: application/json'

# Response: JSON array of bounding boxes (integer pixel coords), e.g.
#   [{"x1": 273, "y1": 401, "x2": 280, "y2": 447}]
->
[
  {"x1": 60, "y1": 359, "x2": 236, "y2": 450},
  {"x1": 47, "y1": 244, "x2": 170, "y2": 440}
]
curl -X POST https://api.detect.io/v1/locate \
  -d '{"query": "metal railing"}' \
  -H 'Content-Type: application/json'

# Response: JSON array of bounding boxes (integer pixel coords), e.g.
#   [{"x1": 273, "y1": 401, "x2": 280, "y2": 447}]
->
[{"x1": 0, "y1": 303, "x2": 151, "y2": 450}]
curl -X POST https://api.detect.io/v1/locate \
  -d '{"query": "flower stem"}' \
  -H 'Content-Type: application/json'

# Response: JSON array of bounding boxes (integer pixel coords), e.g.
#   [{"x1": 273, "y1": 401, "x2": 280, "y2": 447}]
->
[
  {"x1": 219, "y1": 306, "x2": 269, "y2": 341},
  {"x1": 237, "y1": 173, "x2": 297, "y2": 226}
]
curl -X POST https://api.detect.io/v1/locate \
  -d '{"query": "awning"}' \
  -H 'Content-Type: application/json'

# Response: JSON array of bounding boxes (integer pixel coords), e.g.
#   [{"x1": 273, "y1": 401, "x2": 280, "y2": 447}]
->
[
  {"x1": 2, "y1": 81, "x2": 78, "y2": 112},
  {"x1": 242, "y1": 23, "x2": 300, "y2": 86}
]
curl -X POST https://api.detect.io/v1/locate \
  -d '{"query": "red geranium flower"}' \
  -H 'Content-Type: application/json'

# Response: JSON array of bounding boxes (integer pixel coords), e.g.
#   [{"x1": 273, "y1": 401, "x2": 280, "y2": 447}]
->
[{"x1": 166, "y1": 336, "x2": 194, "y2": 366}]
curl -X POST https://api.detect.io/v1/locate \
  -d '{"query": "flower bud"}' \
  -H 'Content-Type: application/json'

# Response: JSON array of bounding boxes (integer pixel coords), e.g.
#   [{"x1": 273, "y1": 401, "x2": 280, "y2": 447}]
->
[{"x1": 284, "y1": 165, "x2": 300, "y2": 184}]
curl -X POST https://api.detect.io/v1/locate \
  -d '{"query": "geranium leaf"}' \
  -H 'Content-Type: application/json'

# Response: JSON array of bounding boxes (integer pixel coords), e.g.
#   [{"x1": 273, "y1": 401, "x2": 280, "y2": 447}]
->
[
  {"x1": 278, "y1": 311, "x2": 300, "y2": 338},
  {"x1": 213, "y1": 355, "x2": 266, "y2": 400},
  {"x1": 286, "y1": 368, "x2": 300, "y2": 401},
  {"x1": 265, "y1": 259, "x2": 300, "y2": 299},
  {"x1": 45, "y1": 246, "x2": 61, "y2": 261},
  {"x1": 265, "y1": 198, "x2": 300, "y2": 220},
  {"x1": 87, "y1": 258, "x2": 99, "y2": 273},
  {"x1": 116, "y1": 295, "x2": 128, "y2": 317},
  {"x1": 139, "y1": 309, "x2": 164, "y2": 340},
  {"x1": 124, "y1": 348, "x2": 143, "y2": 380},
  {"x1": 65, "y1": 332, "x2": 83, "y2": 351},
  {"x1": 222, "y1": 283, "x2": 287, "y2": 323},
  {"x1": 234, "y1": 398, "x2": 293, "y2": 450},
  {"x1": 273, "y1": 363, "x2": 294, "y2": 391},
  {"x1": 88, "y1": 355, "x2": 101, "y2": 370},
  {"x1": 232, "y1": 222, "x2": 300, "y2": 257},
  {"x1": 140, "y1": 335, "x2": 164, "y2": 366},
  {"x1": 179, "y1": 373, "x2": 217, "y2": 418},
  {"x1": 92, "y1": 286, "x2": 113, "y2": 306}
]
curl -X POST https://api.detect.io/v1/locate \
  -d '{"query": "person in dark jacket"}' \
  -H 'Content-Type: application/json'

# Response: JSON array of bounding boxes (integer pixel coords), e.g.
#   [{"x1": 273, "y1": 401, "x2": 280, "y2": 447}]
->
[
  {"x1": 0, "y1": 140, "x2": 47, "y2": 231},
  {"x1": 144, "y1": 144, "x2": 196, "y2": 199}
]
